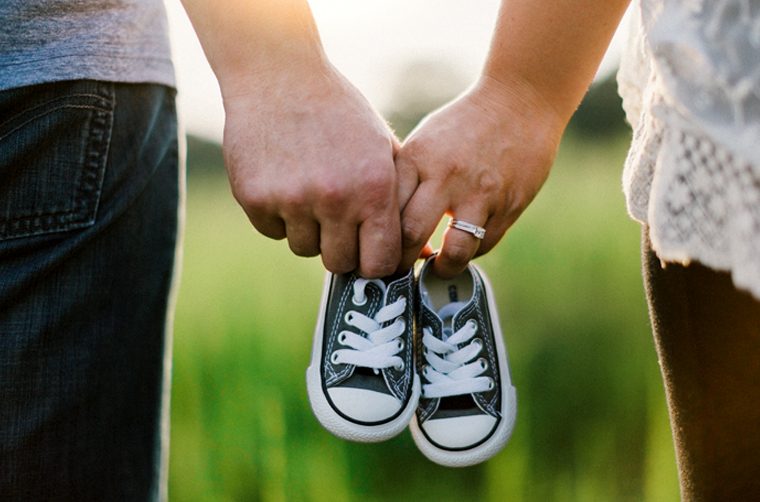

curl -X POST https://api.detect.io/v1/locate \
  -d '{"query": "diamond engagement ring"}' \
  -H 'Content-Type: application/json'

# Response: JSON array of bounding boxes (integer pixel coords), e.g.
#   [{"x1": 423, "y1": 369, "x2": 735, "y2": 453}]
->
[{"x1": 448, "y1": 219, "x2": 486, "y2": 240}]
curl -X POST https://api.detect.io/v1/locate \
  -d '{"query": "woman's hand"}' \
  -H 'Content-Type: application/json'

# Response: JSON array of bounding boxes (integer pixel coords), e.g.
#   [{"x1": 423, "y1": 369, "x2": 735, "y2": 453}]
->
[{"x1": 395, "y1": 75, "x2": 565, "y2": 277}]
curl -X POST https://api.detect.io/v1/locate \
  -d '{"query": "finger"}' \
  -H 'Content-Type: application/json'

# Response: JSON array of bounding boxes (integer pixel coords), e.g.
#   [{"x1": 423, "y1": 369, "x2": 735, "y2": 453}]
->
[
  {"x1": 420, "y1": 242, "x2": 435, "y2": 259},
  {"x1": 235, "y1": 189, "x2": 286, "y2": 239},
  {"x1": 357, "y1": 203, "x2": 401, "y2": 279},
  {"x1": 245, "y1": 212, "x2": 287, "y2": 240},
  {"x1": 434, "y1": 208, "x2": 488, "y2": 279},
  {"x1": 284, "y1": 218, "x2": 321, "y2": 257},
  {"x1": 399, "y1": 180, "x2": 449, "y2": 270},
  {"x1": 320, "y1": 220, "x2": 359, "y2": 275},
  {"x1": 396, "y1": 241, "x2": 434, "y2": 275},
  {"x1": 473, "y1": 216, "x2": 512, "y2": 258}
]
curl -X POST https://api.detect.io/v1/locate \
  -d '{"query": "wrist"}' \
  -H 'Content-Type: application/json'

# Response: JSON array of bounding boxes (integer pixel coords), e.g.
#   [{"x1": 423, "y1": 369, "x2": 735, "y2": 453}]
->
[
  {"x1": 216, "y1": 41, "x2": 330, "y2": 100},
  {"x1": 184, "y1": 0, "x2": 331, "y2": 100},
  {"x1": 470, "y1": 73, "x2": 565, "y2": 150}
]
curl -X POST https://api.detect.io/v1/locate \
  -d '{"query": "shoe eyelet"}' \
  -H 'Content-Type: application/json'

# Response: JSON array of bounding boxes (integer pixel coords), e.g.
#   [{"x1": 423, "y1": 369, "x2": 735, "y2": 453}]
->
[
  {"x1": 472, "y1": 338, "x2": 482, "y2": 349},
  {"x1": 344, "y1": 311, "x2": 354, "y2": 324},
  {"x1": 467, "y1": 319, "x2": 478, "y2": 330},
  {"x1": 330, "y1": 352, "x2": 340, "y2": 365},
  {"x1": 352, "y1": 294, "x2": 367, "y2": 306},
  {"x1": 487, "y1": 377, "x2": 495, "y2": 391},
  {"x1": 478, "y1": 357, "x2": 488, "y2": 370},
  {"x1": 397, "y1": 339, "x2": 404, "y2": 351},
  {"x1": 338, "y1": 332, "x2": 347, "y2": 345},
  {"x1": 398, "y1": 318, "x2": 407, "y2": 331},
  {"x1": 395, "y1": 360, "x2": 405, "y2": 372}
]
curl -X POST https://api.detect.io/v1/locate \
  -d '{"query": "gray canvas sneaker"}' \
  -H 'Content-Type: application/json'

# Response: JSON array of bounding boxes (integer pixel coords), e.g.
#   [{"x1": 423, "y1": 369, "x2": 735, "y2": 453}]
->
[
  {"x1": 410, "y1": 258, "x2": 517, "y2": 467},
  {"x1": 307, "y1": 269, "x2": 420, "y2": 442}
]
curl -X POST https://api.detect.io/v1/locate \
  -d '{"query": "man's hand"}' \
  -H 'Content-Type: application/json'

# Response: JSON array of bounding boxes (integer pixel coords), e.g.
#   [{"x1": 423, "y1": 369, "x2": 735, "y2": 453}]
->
[
  {"x1": 179, "y1": 0, "x2": 402, "y2": 277},
  {"x1": 395, "y1": 76, "x2": 563, "y2": 278},
  {"x1": 223, "y1": 65, "x2": 401, "y2": 278}
]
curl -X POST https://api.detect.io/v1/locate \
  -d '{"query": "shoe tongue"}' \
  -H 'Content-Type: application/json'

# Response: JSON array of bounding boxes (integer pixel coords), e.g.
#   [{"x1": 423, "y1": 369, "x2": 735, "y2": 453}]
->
[
  {"x1": 437, "y1": 301, "x2": 466, "y2": 320},
  {"x1": 437, "y1": 301, "x2": 467, "y2": 340},
  {"x1": 365, "y1": 278, "x2": 388, "y2": 300},
  {"x1": 367, "y1": 268, "x2": 411, "y2": 299},
  {"x1": 371, "y1": 268, "x2": 408, "y2": 288}
]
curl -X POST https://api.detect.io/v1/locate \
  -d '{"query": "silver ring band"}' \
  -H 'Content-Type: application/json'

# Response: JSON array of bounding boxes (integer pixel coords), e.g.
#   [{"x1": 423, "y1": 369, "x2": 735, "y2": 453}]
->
[{"x1": 448, "y1": 218, "x2": 486, "y2": 240}]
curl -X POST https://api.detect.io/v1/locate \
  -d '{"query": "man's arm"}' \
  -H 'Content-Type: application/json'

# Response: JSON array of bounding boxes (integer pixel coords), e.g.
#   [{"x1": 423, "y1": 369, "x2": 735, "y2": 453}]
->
[
  {"x1": 180, "y1": 0, "x2": 402, "y2": 278},
  {"x1": 396, "y1": 0, "x2": 630, "y2": 277}
]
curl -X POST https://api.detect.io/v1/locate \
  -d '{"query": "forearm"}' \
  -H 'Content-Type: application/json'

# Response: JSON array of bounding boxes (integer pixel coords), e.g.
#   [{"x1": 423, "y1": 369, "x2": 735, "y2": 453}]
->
[
  {"x1": 180, "y1": 0, "x2": 328, "y2": 97},
  {"x1": 483, "y1": 0, "x2": 630, "y2": 126}
]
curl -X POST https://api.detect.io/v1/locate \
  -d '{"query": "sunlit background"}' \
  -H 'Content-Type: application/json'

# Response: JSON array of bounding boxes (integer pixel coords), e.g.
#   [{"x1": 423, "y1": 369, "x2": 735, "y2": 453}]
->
[
  {"x1": 165, "y1": 0, "x2": 628, "y2": 141},
  {"x1": 163, "y1": 1, "x2": 679, "y2": 500}
]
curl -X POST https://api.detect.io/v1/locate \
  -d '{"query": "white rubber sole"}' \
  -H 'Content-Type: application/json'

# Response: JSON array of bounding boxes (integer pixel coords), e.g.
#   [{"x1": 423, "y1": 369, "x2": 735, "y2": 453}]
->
[
  {"x1": 307, "y1": 272, "x2": 421, "y2": 443},
  {"x1": 410, "y1": 263, "x2": 517, "y2": 467}
]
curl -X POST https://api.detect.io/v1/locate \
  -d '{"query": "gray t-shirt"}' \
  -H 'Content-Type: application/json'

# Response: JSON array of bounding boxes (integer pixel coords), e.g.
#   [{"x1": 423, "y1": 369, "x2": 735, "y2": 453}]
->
[{"x1": 0, "y1": 0, "x2": 175, "y2": 91}]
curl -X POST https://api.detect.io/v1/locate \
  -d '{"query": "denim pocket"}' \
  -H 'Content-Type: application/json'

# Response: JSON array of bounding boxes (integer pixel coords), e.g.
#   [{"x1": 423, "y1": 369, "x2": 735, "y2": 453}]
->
[{"x1": 0, "y1": 81, "x2": 115, "y2": 240}]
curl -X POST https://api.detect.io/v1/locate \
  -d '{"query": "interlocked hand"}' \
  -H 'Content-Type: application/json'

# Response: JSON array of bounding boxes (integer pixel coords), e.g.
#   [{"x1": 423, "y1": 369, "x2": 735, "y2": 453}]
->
[{"x1": 395, "y1": 76, "x2": 563, "y2": 277}]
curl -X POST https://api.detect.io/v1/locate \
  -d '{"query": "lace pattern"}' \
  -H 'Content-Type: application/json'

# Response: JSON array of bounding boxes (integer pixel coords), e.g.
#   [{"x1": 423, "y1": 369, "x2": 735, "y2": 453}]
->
[{"x1": 618, "y1": 0, "x2": 760, "y2": 300}]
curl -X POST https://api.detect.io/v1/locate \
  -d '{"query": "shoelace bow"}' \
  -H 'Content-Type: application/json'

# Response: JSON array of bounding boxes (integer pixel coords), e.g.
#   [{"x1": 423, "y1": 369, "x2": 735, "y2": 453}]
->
[
  {"x1": 331, "y1": 278, "x2": 407, "y2": 372},
  {"x1": 421, "y1": 302, "x2": 493, "y2": 398}
]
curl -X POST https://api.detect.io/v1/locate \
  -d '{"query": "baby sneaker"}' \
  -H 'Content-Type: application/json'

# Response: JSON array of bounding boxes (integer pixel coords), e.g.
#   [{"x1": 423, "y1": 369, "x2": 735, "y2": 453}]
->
[
  {"x1": 410, "y1": 258, "x2": 517, "y2": 467},
  {"x1": 307, "y1": 269, "x2": 420, "y2": 442}
]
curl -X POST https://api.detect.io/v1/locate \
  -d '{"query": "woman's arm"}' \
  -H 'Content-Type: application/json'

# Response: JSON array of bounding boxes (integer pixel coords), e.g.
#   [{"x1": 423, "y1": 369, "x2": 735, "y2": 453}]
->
[{"x1": 396, "y1": 0, "x2": 631, "y2": 277}]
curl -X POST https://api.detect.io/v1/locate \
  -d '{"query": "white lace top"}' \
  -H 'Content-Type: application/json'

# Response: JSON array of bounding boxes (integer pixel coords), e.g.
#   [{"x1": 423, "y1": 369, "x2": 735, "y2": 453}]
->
[{"x1": 618, "y1": 0, "x2": 760, "y2": 300}]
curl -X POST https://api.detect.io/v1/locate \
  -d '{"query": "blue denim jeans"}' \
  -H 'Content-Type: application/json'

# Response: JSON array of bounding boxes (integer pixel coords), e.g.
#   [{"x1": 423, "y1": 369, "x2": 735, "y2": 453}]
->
[{"x1": 0, "y1": 80, "x2": 180, "y2": 501}]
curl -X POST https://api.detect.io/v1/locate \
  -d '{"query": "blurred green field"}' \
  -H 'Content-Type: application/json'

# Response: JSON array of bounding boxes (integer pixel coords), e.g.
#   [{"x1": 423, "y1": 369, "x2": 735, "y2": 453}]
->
[{"x1": 169, "y1": 133, "x2": 679, "y2": 501}]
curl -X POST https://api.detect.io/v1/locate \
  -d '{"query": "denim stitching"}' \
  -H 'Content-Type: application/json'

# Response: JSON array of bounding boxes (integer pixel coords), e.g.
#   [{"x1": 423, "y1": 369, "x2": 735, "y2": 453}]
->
[
  {"x1": 0, "y1": 97, "x2": 111, "y2": 138},
  {"x1": 0, "y1": 83, "x2": 114, "y2": 240}
]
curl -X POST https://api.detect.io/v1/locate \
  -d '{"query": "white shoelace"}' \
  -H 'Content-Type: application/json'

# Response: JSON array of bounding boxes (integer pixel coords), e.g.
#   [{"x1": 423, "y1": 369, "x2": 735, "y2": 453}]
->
[
  {"x1": 330, "y1": 278, "x2": 407, "y2": 372},
  {"x1": 421, "y1": 302, "x2": 493, "y2": 399}
]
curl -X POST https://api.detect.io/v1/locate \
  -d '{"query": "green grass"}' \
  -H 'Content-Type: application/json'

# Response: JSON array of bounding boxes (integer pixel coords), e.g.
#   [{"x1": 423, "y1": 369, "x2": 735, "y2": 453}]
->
[{"x1": 169, "y1": 133, "x2": 679, "y2": 501}]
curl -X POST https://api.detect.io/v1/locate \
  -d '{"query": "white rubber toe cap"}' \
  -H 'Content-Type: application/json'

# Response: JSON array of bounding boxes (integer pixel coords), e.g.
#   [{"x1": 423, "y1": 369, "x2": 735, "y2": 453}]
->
[
  {"x1": 327, "y1": 387, "x2": 403, "y2": 422},
  {"x1": 421, "y1": 415, "x2": 498, "y2": 449}
]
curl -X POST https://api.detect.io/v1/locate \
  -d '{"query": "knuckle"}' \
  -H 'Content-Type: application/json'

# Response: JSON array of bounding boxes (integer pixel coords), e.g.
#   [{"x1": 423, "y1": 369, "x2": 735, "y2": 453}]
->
[
  {"x1": 233, "y1": 181, "x2": 269, "y2": 213},
  {"x1": 430, "y1": 155, "x2": 466, "y2": 182},
  {"x1": 477, "y1": 170, "x2": 501, "y2": 195},
  {"x1": 288, "y1": 239, "x2": 319, "y2": 258},
  {"x1": 315, "y1": 178, "x2": 349, "y2": 207},
  {"x1": 250, "y1": 218, "x2": 285, "y2": 240},
  {"x1": 316, "y1": 176, "x2": 381, "y2": 220},
  {"x1": 361, "y1": 167, "x2": 395, "y2": 200},
  {"x1": 266, "y1": 230, "x2": 287, "y2": 241},
  {"x1": 278, "y1": 185, "x2": 308, "y2": 212},
  {"x1": 323, "y1": 256, "x2": 356, "y2": 275},
  {"x1": 446, "y1": 160, "x2": 467, "y2": 178}
]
